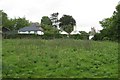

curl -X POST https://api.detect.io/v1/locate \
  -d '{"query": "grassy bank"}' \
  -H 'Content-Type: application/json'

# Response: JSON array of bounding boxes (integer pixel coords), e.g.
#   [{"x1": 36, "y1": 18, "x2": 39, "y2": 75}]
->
[{"x1": 2, "y1": 39, "x2": 118, "y2": 78}]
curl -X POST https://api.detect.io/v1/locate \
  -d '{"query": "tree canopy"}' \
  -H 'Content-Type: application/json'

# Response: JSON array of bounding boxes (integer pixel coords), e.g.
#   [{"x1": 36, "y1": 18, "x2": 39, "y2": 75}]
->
[
  {"x1": 41, "y1": 16, "x2": 52, "y2": 25},
  {"x1": 40, "y1": 16, "x2": 59, "y2": 35},
  {"x1": 1, "y1": 10, "x2": 30, "y2": 30},
  {"x1": 93, "y1": 3, "x2": 120, "y2": 41},
  {"x1": 59, "y1": 15, "x2": 76, "y2": 34}
]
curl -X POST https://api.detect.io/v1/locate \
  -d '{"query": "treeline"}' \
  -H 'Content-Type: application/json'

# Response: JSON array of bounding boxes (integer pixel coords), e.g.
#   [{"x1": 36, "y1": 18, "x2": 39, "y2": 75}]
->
[
  {"x1": 92, "y1": 3, "x2": 120, "y2": 41},
  {"x1": 1, "y1": 11, "x2": 90, "y2": 40},
  {"x1": 1, "y1": 10, "x2": 30, "y2": 30},
  {"x1": 1, "y1": 11, "x2": 76, "y2": 35},
  {"x1": 1, "y1": 3, "x2": 119, "y2": 41}
]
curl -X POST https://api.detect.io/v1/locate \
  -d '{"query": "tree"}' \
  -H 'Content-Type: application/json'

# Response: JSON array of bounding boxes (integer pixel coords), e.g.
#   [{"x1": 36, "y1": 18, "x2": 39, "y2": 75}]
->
[
  {"x1": 40, "y1": 16, "x2": 59, "y2": 35},
  {"x1": 50, "y1": 12, "x2": 59, "y2": 28},
  {"x1": 112, "y1": 4, "x2": 120, "y2": 41},
  {"x1": 0, "y1": 10, "x2": 2, "y2": 28},
  {"x1": 1, "y1": 10, "x2": 30, "y2": 30},
  {"x1": 59, "y1": 15, "x2": 76, "y2": 35},
  {"x1": 79, "y1": 31, "x2": 89, "y2": 40},
  {"x1": 41, "y1": 16, "x2": 52, "y2": 25},
  {"x1": 14, "y1": 17, "x2": 30, "y2": 30},
  {"x1": 97, "y1": 3, "x2": 120, "y2": 41},
  {"x1": 1, "y1": 10, "x2": 9, "y2": 28}
]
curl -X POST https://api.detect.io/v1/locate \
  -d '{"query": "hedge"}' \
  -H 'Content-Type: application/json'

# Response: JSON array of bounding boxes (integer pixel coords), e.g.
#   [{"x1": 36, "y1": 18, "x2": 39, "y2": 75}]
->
[{"x1": 2, "y1": 33, "x2": 89, "y2": 40}]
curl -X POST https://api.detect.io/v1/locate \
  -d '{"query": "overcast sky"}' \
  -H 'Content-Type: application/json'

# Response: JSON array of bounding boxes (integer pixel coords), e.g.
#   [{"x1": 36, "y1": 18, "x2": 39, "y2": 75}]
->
[{"x1": 0, "y1": 0, "x2": 119, "y2": 32}]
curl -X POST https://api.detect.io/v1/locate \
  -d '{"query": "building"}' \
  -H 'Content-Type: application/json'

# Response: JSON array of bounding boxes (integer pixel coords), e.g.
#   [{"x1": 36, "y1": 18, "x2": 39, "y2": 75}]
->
[
  {"x1": 70, "y1": 26, "x2": 80, "y2": 35},
  {"x1": 59, "y1": 30, "x2": 68, "y2": 35},
  {"x1": 89, "y1": 27, "x2": 96, "y2": 40},
  {"x1": 18, "y1": 23, "x2": 44, "y2": 35}
]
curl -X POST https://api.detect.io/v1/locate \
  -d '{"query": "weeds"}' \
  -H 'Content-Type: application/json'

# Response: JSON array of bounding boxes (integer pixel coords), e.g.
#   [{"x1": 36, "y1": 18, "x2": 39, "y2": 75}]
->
[{"x1": 2, "y1": 39, "x2": 118, "y2": 78}]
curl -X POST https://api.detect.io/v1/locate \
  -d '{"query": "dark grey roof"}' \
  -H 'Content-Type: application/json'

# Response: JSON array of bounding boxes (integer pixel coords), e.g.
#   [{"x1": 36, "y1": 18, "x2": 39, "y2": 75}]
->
[
  {"x1": 2, "y1": 27, "x2": 10, "y2": 32},
  {"x1": 19, "y1": 24, "x2": 43, "y2": 32}
]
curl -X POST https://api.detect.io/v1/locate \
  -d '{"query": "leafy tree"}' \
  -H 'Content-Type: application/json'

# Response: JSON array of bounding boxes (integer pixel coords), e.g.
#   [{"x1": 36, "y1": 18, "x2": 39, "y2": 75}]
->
[
  {"x1": 14, "y1": 17, "x2": 30, "y2": 30},
  {"x1": 43, "y1": 25, "x2": 59, "y2": 34},
  {"x1": 112, "y1": 4, "x2": 120, "y2": 41},
  {"x1": 6, "y1": 17, "x2": 30, "y2": 30},
  {"x1": 100, "y1": 18, "x2": 113, "y2": 29},
  {"x1": 41, "y1": 16, "x2": 52, "y2": 25},
  {"x1": 1, "y1": 10, "x2": 30, "y2": 30},
  {"x1": 40, "y1": 16, "x2": 59, "y2": 35},
  {"x1": 95, "y1": 3, "x2": 120, "y2": 41},
  {"x1": 1, "y1": 10, "x2": 9, "y2": 28},
  {"x1": 79, "y1": 31, "x2": 89, "y2": 40},
  {"x1": 59, "y1": 15, "x2": 76, "y2": 35},
  {"x1": 50, "y1": 12, "x2": 59, "y2": 28},
  {"x1": 0, "y1": 11, "x2": 1, "y2": 32}
]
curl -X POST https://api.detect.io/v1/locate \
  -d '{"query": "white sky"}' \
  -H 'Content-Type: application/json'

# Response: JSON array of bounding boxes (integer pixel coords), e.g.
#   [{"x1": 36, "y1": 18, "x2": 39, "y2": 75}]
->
[{"x1": 0, "y1": 0, "x2": 119, "y2": 32}]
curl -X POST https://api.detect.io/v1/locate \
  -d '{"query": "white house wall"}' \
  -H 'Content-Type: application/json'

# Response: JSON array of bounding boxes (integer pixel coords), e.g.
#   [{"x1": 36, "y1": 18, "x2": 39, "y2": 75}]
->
[
  {"x1": 37, "y1": 31, "x2": 44, "y2": 35},
  {"x1": 89, "y1": 35, "x2": 94, "y2": 40},
  {"x1": 29, "y1": 31, "x2": 35, "y2": 34},
  {"x1": 18, "y1": 31, "x2": 29, "y2": 34},
  {"x1": 18, "y1": 31, "x2": 44, "y2": 35},
  {"x1": 70, "y1": 31, "x2": 80, "y2": 35}
]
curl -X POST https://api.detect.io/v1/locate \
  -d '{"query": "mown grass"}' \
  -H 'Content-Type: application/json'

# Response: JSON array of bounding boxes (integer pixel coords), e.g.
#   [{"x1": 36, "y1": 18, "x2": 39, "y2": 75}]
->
[{"x1": 2, "y1": 39, "x2": 118, "y2": 78}]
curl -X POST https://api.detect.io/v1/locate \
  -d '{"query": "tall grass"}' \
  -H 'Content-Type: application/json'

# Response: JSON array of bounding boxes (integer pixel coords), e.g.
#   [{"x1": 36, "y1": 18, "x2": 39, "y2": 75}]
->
[{"x1": 2, "y1": 39, "x2": 118, "y2": 78}]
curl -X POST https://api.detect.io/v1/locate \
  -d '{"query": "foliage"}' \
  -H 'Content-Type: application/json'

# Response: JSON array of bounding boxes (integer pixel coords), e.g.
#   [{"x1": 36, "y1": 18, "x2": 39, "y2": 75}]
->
[
  {"x1": 2, "y1": 39, "x2": 118, "y2": 78},
  {"x1": 1, "y1": 10, "x2": 30, "y2": 30},
  {"x1": 95, "y1": 4, "x2": 120, "y2": 41},
  {"x1": 79, "y1": 31, "x2": 89, "y2": 40},
  {"x1": 1, "y1": 10, "x2": 9, "y2": 28},
  {"x1": 3, "y1": 33, "x2": 88, "y2": 40},
  {"x1": 41, "y1": 24, "x2": 59, "y2": 35},
  {"x1": 59, "y1": 15, "x2": 76, "y2": 34},
  {"x1": 41, "y1": 16, "x2": 52, "y2": 25},
  {"x1": 13, "y1": 17, "x2": 30, "y2": 30},
  {"x1": 50, "y1": 12, "x2": 59, "y2": 26},
  {"x1": 92, "y1": 33, "x2": 103, "y2": 41},
  {"x1": 0, "y1": 10, "x2": 2, "y2": 30},
  {"x1": 41, "y1": 16, "x2": 59, "y2": 35},
  {"x1": 60, "y1": 24, "x2": 73, "y2": 34},
  {"x1": 7, "y1": 17, "x2": 30, "y2": 30}
]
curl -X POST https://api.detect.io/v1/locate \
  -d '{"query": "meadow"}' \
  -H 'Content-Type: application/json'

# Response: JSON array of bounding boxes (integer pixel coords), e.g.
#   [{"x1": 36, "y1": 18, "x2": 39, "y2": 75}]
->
[{"x1": 2, "y1": 39, "x2": 118, "y2": 78}]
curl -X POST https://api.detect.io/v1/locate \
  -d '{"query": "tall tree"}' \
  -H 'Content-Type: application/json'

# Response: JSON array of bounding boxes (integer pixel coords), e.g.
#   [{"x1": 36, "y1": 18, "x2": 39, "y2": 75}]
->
[
  {"x1": 40, "y1": 16, "x2": 59, "y2": 34},
  {"x1": 41, "y1": 16, "x2": 52, "y2": 26},
  {"x1": 1, "y1": 10, "x2": 9, "y2": 28},
  {"x1": 0, "y1": 10, "x2": 2, "y2": 32},
  {"x1": 59, "y1": 15, "x2": 76, "y2": 35},
  {"x1": 96, "y1": 3, "x2": 120, "y2": 41},
  {"x1": 112, "y1": 3, "x2": 120, "y2": 41},
  {"x1": 6, "y1": 17, "x2": 30, "y2": 30},
  {"x1": 1, "y1": 10, "x2": 30, "y2": 30},
  {"x1": 14, "y1": 17, "x2": 30, "y2": 30},
  {"x1": 50, "y1": 12, "x2": 60, "y2": 29}
]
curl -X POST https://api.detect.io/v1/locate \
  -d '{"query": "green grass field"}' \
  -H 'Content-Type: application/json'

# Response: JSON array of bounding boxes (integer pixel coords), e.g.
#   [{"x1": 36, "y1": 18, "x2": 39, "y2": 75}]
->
[{"x1": 2, "y1": 39, "x2": 118, "y2": 78}]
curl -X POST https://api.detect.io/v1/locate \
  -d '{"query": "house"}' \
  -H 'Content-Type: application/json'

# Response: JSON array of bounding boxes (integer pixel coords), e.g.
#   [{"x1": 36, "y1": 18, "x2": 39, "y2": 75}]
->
[
  {"x1": 59, "y1": 30, "x2": 68, "y2": 35},
  {"x1": 89, "y1": 27, "x2": 96, "y2": 40},
  {"x1": 18, "y1": 23, "x2": 44, "y2": 35},
  {"x1": 70, "y1": 26, "x2": 80, "y2": 35}
]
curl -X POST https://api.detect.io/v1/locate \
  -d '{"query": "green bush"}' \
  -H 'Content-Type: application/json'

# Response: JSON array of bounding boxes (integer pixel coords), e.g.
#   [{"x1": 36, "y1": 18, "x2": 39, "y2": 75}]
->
[{"x1": 70, "y1": 34, "x2": 89, "y2": 40}]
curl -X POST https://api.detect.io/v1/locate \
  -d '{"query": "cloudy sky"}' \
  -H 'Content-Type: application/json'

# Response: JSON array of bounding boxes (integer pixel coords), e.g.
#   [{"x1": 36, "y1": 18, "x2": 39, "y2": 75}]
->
[{"x1": 0, "y1": 0, "x2": 119, "y2": 32}]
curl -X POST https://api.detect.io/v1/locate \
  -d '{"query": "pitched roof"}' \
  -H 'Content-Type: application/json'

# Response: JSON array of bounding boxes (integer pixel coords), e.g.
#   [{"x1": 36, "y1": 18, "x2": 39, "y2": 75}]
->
[
  {"x1": 2, "y1": 27, "x2": 10, "y2": 32},
  {"x1": 19, "y1": 24, "x2": 43, "y2": 32}
]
